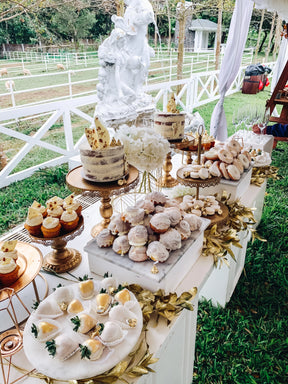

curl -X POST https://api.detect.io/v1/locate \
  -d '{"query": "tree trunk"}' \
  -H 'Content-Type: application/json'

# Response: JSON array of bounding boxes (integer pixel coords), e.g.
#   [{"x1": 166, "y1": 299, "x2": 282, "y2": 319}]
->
[
  {"x1": 265, "y1": 12, "x2": 276, "y2": 62},
  {"x1": 215, "y1": 0, "x2": 223, "y2": 70},
  {"x1": 254, "y1": 8, "x2": 265, "y2": 63},
  {"x1": 259, "y1": 30, "x2": 268, "y2": 53},
  {"x1": 166, "y1": 0, "x2": 171, "y2": 50},
  {"x1": 154, "y1": 13, "x2": 158, "y2": 48},
  {"x1": 177, "y1": 0, "x2": 186, "y2": 94},
  {"x1": 273, "y1": 15, "x2": 282, "y2": 61}
]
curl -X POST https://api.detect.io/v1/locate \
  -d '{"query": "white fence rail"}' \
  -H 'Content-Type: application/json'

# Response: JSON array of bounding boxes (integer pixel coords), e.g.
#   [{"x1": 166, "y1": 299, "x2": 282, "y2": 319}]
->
[{"x1": 0, "y1": 59, "x2": 275, "y2": 189}]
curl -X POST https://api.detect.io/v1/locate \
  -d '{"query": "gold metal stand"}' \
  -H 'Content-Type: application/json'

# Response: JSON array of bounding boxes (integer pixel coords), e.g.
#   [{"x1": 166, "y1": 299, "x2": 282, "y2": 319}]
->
[
  {"x1": 156, "y1": 151, "x2": 178, "y2": 188},
  {"x1": 66, "y1": 165, "x2": 139, "y2": 238}
]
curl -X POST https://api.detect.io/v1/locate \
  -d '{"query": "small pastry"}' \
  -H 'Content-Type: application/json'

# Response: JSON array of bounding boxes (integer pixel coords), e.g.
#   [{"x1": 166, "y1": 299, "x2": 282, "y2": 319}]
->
[
  {"x1": 135, "y1": 198, "x2": 155, "y2": 214},
  {"x1": 128, "y1": 245, "x2": 148, "y2": 262},
  {"x1": 227, "y1": 164, "x2": 241, "y2": 181},
  {"x1": 60, "y1": 209, "x2": 79, "y2": 233},
  {"x1": 0, "y1": 240, "x2": 18, "y2": 260},
  {"x1": 205, "y1": 148, "x2": 219, "y2": 161},
  {"x1": 183, "y1": 214, "x2": 202, "y2": 231},
  {"x1": 41, "y1": 217, "x2": 61, "y2": 238},
  {"x1": 94, "y1": 291, "x2": 112, "y2": 314},
  {"x1": 80, "y1": 339, "x2": 104, "y2": 360},
  {"x1": 191, "y1": 209, "x2": 202, "y2": 217},
  {"x1": 121, "y1": 206, "x2": 145, "y2": 226},
  {"x1": 45, "y1": 334, "x2": 79, "y2": 361},
  {"x1": 189, "y1": 171, "x2": 199, "y2": 179},
  {"x1": 238, "y1": 153, "x2": 250, "y2": 169},
  {"x1": 164, "y1": 207, "x2": 182, "y2": 227},
  {"x1": 63, "y1": 194, "x2": 82, "y2": 216},
  {"x1": 31, "y1": 200, "x2": 47, "y2": 217},
  {"x1": 182, "y1": 195, "x2": 194, "y2": 205},
  {"x1": 150, "y1": 213, "x2": 171, "y2": 233},
  {"x1": 79, "y1": 280, "x2": 95, "y2": 300},
  {"x1": 31, "y1": 319, "x2": 60, "y2": 342},
  {"x1": 147, "y1": 241, "x2": 170, "y2": 263},
  {"x1": 159, "y1": 228, "x2": 182, "y2": 251},
  {"x1": 100, "y1": 321, "x2": 124, "y2": 346},
  {"x1": 112, "y1": 235, "x2": 130, "y2": 255},
  {"x1": 145, "y1": 191, "x2": 167, "y2": 206},
  {"x1": 175, "y1": 219, "x2": 191, "y2": 240},
  {"x1": 114, "y1": 288, "x2": 131, "y2": 304},
  {"x1": 209, "y1": 162, "x2": 221, "y2": 177},
  {"x1": 192, "y1": 199, "x2": 205, "y2": 209},
  {"x1": 70, "y1": 313, "x2": 96, "y2": 334},
  {"x1": 227, "y1": 139, "x2": 241, "y2": 154},
  {"x1": 219, "y1": 162, "x2": 230, "y2": 180},
  {"x1": 218, "y1": 149, "x2": 233, "y2": 164},
  {"x1": 46, "y1": 196, "x2": 63, "y2": 207},
  {"x1": 96, "y1": 229, "x2": 115, "y2": 248},
  {"x1": 0, "y1": 256, "x2": 19, "y2": 286},
  {"x1": 128, "y1": 225, "x2": 148, "y2": 246},
  {"x1": 67, "y1": 299, "x2": 84, "y2": 314},
  {"x1": 154, "y1": 205, "x2": 165, "y2": 213},
  {"x1": 233, "y1": 158, "x2": 244, "y2": 174},
  {"x1": 203, "y1": 206, "x2": 215, "y2": 216},
  {"x1": 198, "y1": 167, "x2": 209, "y2": 179},
  {"x1": 164, "y1": 198, "x2": 180, "y2": 208},
  {"x1": 47, "y1": 204, "x2": 63, "y2": 219},
  {"x1": 24, "y1": 207, "x2": 43, "y2": 236},
  {"x1": 108, "y1": 214, "x2": 130, "y2": 235}
]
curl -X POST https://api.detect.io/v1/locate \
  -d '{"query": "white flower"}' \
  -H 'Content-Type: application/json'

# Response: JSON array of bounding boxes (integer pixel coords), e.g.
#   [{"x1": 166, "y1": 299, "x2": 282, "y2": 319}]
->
[
  {"x1": 170, "y1": 185, "x2": 194, "y2": 198},
  {"x1": 116, "y1": 125, "x2": 170, "y2": 172}
]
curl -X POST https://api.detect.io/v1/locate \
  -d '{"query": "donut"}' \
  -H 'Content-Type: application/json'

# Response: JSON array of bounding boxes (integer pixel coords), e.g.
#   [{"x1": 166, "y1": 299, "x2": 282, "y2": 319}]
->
[
  {"x1": 198, "y1": 167, "x2": 210, "y2": 180},
  {"x1": 241, "y1": 150, "x2": 252, "y2": 162},
  {"x1": 183, "y1": 213, "x2": 202, "y2": 231},
  {"x1": 164, "y1": 207, "x2": 182, "y2": 227},
  {"x1": 159, "y1": 228, "x2": 182, "y2": 251},
  {"x1": 233, "y1": 158, "x2": 244, "y2": 174},
  {"x1": 218, "y1": 149, "x2": 233, "y2": 164},
  {"x1": 191, "y1": 209, "x2": 202, "y2": 217},
  {"x1": 146, "y1": 241, "x2": 169, "y2": 263},
  {"x1": 175, "y1": 219, "x2": 191, "y2": 240},
  {"x1": 219, "y1": 162, "x2": 230, "y2": 179},
  {"x1": 209, "y1": 162, "x2": 221, "y2": 177},
  {"x1": 226, "y1": 146, "x2": 237, "y2": 158},
  {"x1": 204, "y1": 160, "x2": 213, "y2": 168},
  {"x1": 238, "y1": 153, "x2": 250, "y2": 169},
  {"x1": 205, "y1": 148, "x2": 219, "y2": 161},
  {"x1": 127, "y1": 225, "x2": 148, "y2": 246},
  {"x1": 227, "y1": 164, "x2": 241, "y2": 181},
  {"x1": 150, "y1": 213, "x2": 171, "y2": 233},
  {"x1": 96, "y1": 229, "x2": 115, "y2": 248},
  {"x1": 112, "y1": 235, "x2": 130, "y2": 255},
  {"x1": 128, "y1": 246, "x2": 148, "y2": 262},
  {"x1": 227, "y1": 139, "x2": 241, "y2": 154}
]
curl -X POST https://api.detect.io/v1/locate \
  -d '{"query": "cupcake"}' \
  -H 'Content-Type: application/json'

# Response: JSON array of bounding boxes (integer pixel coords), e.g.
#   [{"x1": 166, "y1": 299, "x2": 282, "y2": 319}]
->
[
  {"x1": 24, "y1": 207, "x2": 43, "y2": 236},
  {"x1": 0, "y1": 240, "x2": 18, "y2": 261},
  {"x1": 47, "y1": 204, "x2": 63, "y2": 219},
  {"x1": 60, "y1": 209, "x2": 79, "y2": 233},
  {"x1": 0, "y1": 256, "x2": 19, "y2": 286},
  {"x1": 63, "y1": 194, "x2": 82, "y2": 217},
  {"x1": 31, "y1": 200, "x2": 47, "y2": 217},
  {"x1": 46, "y1": 196, "x2": 64, "y2": 207},
  {"x1": 41, "y1": 217, "x2": 61, "y2": 238}
]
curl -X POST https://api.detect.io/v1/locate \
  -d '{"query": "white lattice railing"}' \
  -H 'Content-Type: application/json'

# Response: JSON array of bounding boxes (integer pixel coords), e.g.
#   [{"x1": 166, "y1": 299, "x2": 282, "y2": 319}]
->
[{"x1": 0, "y1": 61, "x2": 275, "y2": 189}]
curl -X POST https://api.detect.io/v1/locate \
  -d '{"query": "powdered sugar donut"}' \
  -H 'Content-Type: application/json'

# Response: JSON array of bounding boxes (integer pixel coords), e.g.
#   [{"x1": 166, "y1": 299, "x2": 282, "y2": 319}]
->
[
  {"x1": 209, "y1": 162, "x2": 221, "y2": 177},
  {"x1": 238, "y1": 153, "x2": 250, "y2": 169},
  {"x1": 164, "y1": 207, "x2": 182, "y2": 226},
  {"x1": 219, "y1": 162, "x2": 230, "y2": 179},
  {"x1": 135, "y1": 198, "x2": 155, "y2": 214},
  {"x1": 175, "y1": 219, "x2": 191, "y2": 240},
  {"x1": 227, "y1": 139, "x2": 241, "y2": 155},
  {"x1": 128, "y1": 225, "x2": 148, "y2": 246},
  {"x1": 145, "y1": 191, "x2": 167, "y2": 206},
  {"x1": 204, "y1": 160, "x2": 213, "y2": 168},
  {"x1": 241, "y1": 150, "x2": 252, "y2": 162},
  {"x1": 218, "y1": 149, "x2": 233, "y2": 164},
  {"x1": 150, "y1": 213, "x2": 171, "y2": 233},
  {"x1": 227, "y1": 164, "x2": 241, "y2": 181},
  {"x1": 233, "y1": 158, "x2": 244, "y2": 174},
  {"x1": 112, "y1": 235, "x2": 130, "y2": 255},
  {"x1": 96, "y1": 229, "x2": 115, "y2": 248},
  {"x1": 183, "y1": 213, "x2": 202, "y2": 231},
  {"x1": 147, "y1": 241, "x2": 169, "y2": 263},
  {"x1": 159, "y1": 228, "x2": 182, "y2": 251},
  {"x1": 205, "y1": 148, "x2": 219, "y2": 161},
  {"x1": 128, "y1": 246, "x2": 148, "y2": 262}
]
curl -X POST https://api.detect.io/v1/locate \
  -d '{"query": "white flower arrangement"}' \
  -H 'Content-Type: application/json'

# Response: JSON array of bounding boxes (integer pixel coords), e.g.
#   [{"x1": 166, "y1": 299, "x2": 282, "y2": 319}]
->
[{"x1": 115, "y1": 125, "x2": 170, "y2": 172}]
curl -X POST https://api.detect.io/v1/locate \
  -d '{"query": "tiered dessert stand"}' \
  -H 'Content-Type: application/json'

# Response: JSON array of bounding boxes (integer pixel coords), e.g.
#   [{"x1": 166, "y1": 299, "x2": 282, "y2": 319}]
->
[{"x1": 66, "y1": 165, "x2": 139, "y2": 238}]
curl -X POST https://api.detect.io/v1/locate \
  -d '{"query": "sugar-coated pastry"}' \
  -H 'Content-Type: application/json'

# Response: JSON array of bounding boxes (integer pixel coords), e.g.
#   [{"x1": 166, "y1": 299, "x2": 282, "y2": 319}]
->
[
  {"x1": 46, "y1": 334, "x2": 79, "y2": 361},
  {"x1": 146, "y1": 241, "x2": 170, "y2": 263},
  {"x1": 0, "y1": 256, "x2": 19, "y2": 286},
  {"x1": 209, "y1": 162, "x2": 221, "y2": 177},
  {"x1": 31, "y1": 200, "x2": 47, "y2": 217},
  {"x1": 183, "y1": 214, "x2": 202, "y2": 231},
  {"x1": 191, "y1": 209, "x2": 202, "y2": 217},
  {"x1": 135, "y1": 198, "x2": 155, "y2": 214},
  {"x1": 205, "y1": 148, "x2": 219, "y2": 161},
  {"x1": 159, "y1": 228, "x2": 182, "y2": 251},
  {"x1": 24, "y1": 207, "x2": 43, "y2": 236},
  {"x1": 150, "y1": 213, "x2": 171, "y2": 233},
  {"x1": 108, "y1": 214, "x2": 130, "y2": 235},
  {"x1": 189, "y1": 171, "x2": 200, "y2": 179},
  {"x1": 0, "y1": 240, "x2": 18, "y2": 260},
  {"x1": 219, "y1": 162, "x2": 230, "y2": 180},
  {"x1": 80, "y1": 339, "x2": 104, "y2": 360},
  {"x1": 227, "y1": 139, "x2": 241, "y2": 154},
  {"x1": 96, "y1": 228, "x2": 115, "y2": 248},
  {"x1": 175, "y1": 219, "x2": 191, "y2": 240},
  {"x1": 182, "y1": 195, "x2": 194, "y2": 205},
  {"x1": 164, "y1": 198, "x2": 180, "y2": 208},
  {"x1": 41, "y1": 217, "x2": 61, "y2": 238},
  {"x1": 227, "y1": 164, "x2": 241, "y2": 181},
  {"x1": 112, "y1": 235, "x2": 130, "y2": 255},
  {"x1": 128, "y1": 225, "x2": 148, "y2": 246},
  {"x1": 145, "y1": 191, "x2": 167, "y2": 206},
  {"x1": 60, "y1": 209, "x2": 79, "y2": 233},
  {"x1": 233, "y1": 158, "x2": 244, "y2": 174},
  {"x1": 192, "y1": 199, "x2": 204, "y2": 209},
  {"x1": 121, "y1": 206, "x2": 145, "y2": 226},
  {"x1": 241, "y1": 150, "x2": 252, "y2": 162},
  {"x1": 100, "y1": 321, "x2": 124, "y2": 346},
  {"x1": 128, "y1": 245, "x2": 148, "y2": 262},
  {"x1": 218, "y1": 149, "x2": 233, "y2": 164},
  {"x1": 154, "y1": 205, "x2": 165, "y2": 213},
  {"x1": 79, "y1": 280, "x2": 95, "y2": 300},
  {"x1": 164, "y1": 207, "x2": 182, "y2": 226},
  {"x1": 238, "y1": 153, "x2": 250, "y2": 169},
  {"x1": 203, "y1": 206, "x2": 215, "y2": 216}
]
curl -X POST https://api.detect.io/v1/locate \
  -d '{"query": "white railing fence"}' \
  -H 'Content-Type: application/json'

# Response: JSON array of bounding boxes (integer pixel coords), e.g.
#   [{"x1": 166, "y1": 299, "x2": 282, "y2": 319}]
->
[{"x1": 0, "y1": 60, "x2": 275, "y2": 189}]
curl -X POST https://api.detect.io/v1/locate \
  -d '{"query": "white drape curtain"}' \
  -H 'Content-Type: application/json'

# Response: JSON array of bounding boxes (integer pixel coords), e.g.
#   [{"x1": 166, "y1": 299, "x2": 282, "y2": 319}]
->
[
  {"x1": 210, "y1": 0, "x2": 253, "y2": 141},
  {"x1": 271, "y1": 37, "x2": 288, "y2": 93},
  {"x1": 254, "y1": 0, "x2": 288, "y2": 20}
]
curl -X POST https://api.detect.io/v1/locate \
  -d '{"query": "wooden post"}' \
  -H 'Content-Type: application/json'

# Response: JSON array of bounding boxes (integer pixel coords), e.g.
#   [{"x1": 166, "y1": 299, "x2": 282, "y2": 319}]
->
[
  {"x1": 254, "y1": 9, "x2": 265, "y2": 63},
  {"x1": 265, "y1": 12, "x2": 276, "y2": 63},
  {"x1": 273, "y1": 15, "x2": 282, "y2": 61},
  {"x1": 215, "y1": 0, "x2": 223, "y2": 70},
  {"x1": 177, "y1": 0, "x2": 186, "y2": 95}
]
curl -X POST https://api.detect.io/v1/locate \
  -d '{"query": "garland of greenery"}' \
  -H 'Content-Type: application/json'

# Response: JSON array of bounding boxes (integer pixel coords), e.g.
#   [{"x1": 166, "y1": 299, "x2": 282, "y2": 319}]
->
[{"x1": 5, "y1": 284, "x2": 196, "y2": 384}]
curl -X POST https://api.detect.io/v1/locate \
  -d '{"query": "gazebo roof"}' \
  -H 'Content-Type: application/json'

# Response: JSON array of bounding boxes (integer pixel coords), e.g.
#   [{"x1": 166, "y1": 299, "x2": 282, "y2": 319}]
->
[{"x1": 189, "y1": 19, "x2": 218, "y2": 32}]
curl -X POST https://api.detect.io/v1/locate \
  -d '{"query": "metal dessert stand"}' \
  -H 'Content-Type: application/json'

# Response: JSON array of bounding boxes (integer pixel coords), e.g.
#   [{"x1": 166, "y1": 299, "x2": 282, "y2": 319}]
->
[
  {"x1": 157, "y1": 139, "x2": 184, "y2": 188},
  {"x1": 28, "y1": 216, "x2": 84, "y2": 273},
  {"x1": 66, "y1": 165, "x2": 139, "y2": 238}
]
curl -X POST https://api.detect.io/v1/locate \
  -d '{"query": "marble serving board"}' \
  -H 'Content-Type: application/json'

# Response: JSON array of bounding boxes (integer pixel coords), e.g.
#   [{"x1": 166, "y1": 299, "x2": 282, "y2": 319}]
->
[
  {"x1": 86, "y1": 218, "x2": 210, "y2": 293},
  {"x1": 201, "y1": 166, "x2": 252, "y2": 201},
  {"x1": 23, "y1": 281, "x2": 143, "y2": 381}
]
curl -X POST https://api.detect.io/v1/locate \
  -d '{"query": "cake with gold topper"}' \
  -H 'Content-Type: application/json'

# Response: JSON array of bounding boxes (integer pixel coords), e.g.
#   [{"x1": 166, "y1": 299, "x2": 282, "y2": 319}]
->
[
  {"x1": 154, "y1": 93, "x2": 186, "y2": 141},
  {"x1": 80, "y1": 116, "x2": 128, "y2": 183}
]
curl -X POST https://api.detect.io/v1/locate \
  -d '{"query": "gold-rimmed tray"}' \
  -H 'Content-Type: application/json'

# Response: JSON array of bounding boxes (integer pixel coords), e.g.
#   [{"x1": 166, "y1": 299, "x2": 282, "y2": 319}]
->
[
  {"x1": 177, "y1": 167, "x2": 221, "y2": 188},
  {"x1": 0, "y1": 242, "x2": 43, "y2": 302}
]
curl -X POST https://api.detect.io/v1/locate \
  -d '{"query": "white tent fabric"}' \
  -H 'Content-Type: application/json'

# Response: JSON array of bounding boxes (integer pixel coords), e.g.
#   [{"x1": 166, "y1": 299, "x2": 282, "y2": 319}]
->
[
  {"x1": 254, "y1": 0, "x2": 288, "y2": 20},
  {"x1": 271, "y1": 37, "x2": 288, "y2": 93},
  {"x1": 210, "y1": 0, "x2": 253, "y2": 141}
]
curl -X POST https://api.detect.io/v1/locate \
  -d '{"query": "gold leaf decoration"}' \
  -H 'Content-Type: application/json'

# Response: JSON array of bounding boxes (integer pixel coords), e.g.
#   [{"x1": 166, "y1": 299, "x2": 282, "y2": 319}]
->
[{"x1": 251, "y1": 166, "x2": 279, "y2": 186}]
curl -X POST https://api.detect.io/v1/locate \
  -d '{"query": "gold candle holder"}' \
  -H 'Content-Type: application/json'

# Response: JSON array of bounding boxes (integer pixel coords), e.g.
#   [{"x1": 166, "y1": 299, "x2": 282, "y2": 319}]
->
[{"x1": 157, "y1": 151, "x2": 178, "y2": 188}]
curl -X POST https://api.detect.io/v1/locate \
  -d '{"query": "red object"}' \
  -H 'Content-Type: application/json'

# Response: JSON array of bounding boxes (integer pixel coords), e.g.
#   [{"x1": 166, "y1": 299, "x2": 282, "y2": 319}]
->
[
  {"x1": 259, "y1": 80, "x2": 264, "y2": 90},
  {"x1": 266, "y1": 78, "x2": 270, "y2": 87}
]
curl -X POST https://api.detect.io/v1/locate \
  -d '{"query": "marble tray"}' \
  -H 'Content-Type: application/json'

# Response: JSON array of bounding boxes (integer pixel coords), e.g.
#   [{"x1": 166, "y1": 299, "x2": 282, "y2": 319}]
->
[
  {"x1": 86, "y1": 218, "x2": 210, "y2": 292},
  {"x1": 23, "y1": 281, "x2": 143, "y2": 381}
]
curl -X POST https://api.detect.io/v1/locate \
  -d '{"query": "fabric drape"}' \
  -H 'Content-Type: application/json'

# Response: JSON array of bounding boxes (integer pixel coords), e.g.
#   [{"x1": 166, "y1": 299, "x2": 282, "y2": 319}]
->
[{"x1": 254, "y1": 0, "x2": 288, "y2": 20}]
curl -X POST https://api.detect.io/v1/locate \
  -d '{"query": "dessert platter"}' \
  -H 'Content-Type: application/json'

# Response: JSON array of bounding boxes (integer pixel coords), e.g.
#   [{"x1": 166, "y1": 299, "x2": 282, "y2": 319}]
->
[{"x1": 23, "y1": 278, "x2": 143, "y2": 381}]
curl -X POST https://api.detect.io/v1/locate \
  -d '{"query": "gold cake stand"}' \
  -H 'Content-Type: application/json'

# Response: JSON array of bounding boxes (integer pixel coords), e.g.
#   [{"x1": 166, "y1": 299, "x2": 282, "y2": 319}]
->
[
  {"x1": 66, "y1": 165, "x2": 139, "y2": 238},
  {"x1": 28, "y1": 216, "x2": 84, "y2": 273}
]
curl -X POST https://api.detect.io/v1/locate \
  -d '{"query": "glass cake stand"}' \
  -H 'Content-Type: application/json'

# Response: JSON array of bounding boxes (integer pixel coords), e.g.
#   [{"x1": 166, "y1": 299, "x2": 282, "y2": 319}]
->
[{"x1": 66, "y1": 165, "x2": 139, "y2": 237}]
